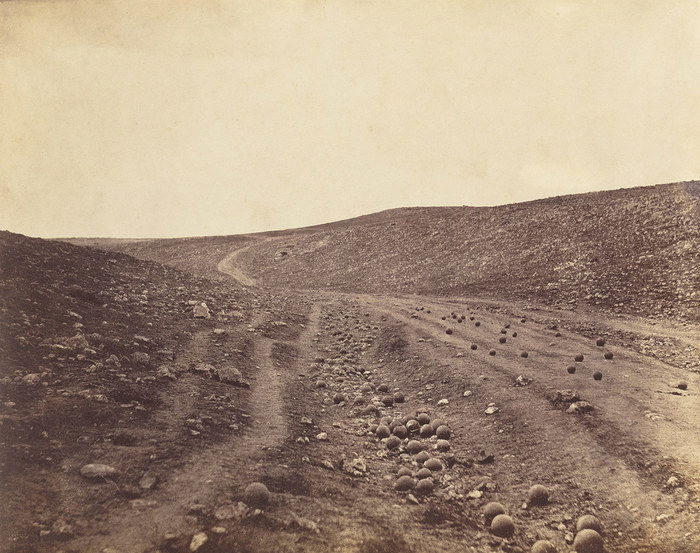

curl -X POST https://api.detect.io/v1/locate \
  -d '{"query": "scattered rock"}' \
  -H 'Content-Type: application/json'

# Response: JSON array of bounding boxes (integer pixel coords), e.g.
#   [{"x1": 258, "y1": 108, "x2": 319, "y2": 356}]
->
[{"x1": 80, "y1": 464, "x2": 118, "y2": 480}]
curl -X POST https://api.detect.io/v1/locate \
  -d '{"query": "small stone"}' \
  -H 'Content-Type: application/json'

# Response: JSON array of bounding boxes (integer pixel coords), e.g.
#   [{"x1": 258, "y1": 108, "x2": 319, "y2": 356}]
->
[
  {"x1": 80, "y1": 464, "x2": 118, "y2": 480},
  {"x1": 189, "y1": 531, "x2": 208, "y2": 551},
  {"x1": 436, "y1": 398, "x2": 449, "y2": 406},
  {"x1": 316, "y1": 432, "x2": 328, "y2": 441},
  {"x1": 193, "y1": 303, "x2": 211, "y2": 319}
]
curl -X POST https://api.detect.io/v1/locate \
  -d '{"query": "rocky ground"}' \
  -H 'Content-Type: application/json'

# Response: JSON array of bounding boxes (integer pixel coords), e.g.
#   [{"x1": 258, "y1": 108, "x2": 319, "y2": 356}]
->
[{"x1": 2, "y1": 183, "x2": 699, "y2": 553}]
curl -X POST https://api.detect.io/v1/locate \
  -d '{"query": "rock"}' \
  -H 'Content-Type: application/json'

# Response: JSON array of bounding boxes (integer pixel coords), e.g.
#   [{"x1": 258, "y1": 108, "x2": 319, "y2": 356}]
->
[
  {"x1": 193, "y1": 363, "x2": 217, "y2": 378},
  {"x1": 531, "y1": 540, "x2": 557, "y2": 553},
  {"x1": 666, "y1": 476, "x2": 681, "y2": 488},
  {"x1": 395, "y1": 475, "x2": 416, "y2": 491},
  {"x1": 214, "y1": 502, "x2": 248, "y2": 521},
  {"x1": 567, "y1": 401, "x2": 594, "y2": 414},
  {"x1": 139, "y1": 471, "x2": 158, "y2": 490},
  {"x1": 316, "y1": 432, "x2": 328, "y2": 441},
  {"x1": 576, "y1": 515, "x2": 603, "y2": 534},
  {"x1": 218, "y1": 366, "x2": 247, "y2": 386},
  {"x1": 483, "y1": 502, "x2": 506, "y2": 522},
  {"x1": 22, "y1": 373, "x2": 41, "y2": 385},
  {"x1": 333, "y1": 393, "x2": 346, "y2": 404},
  {"x1": 675, "y1": 380, "x2": 688, "y2": 390},
  {"x1": 132, "y1": 352, "x2": 151, "y2": 365},
  {"x1": 156, "y1": 365, "x2": 176, "y2": 379},
  {"x1": 193, "y1": 303, "x2": 211, "y2": 319},
  {"x1": 80, "y1": 464, "x2": 118, "y2": 480},
  {"x1": 527, "y1": 484, "x2": 549, "y2": 505},
  {"x1": 242, "y1": 482, "x2": 270, "y2": 508},
  {"x1": 573, "y1": 529, "x2": 604, "y2": 553},
  {"x1": 65, "y1": 333, "x2": 90, "y2": 350},
  {"x1": 436, "y1": 398, "x2": 449, "y2": 406},
  {"x1": 491, "y1": 514, "x2": 515, "y2": 538},
  {"x1": 189, "y1": 532, "x2": 208, "y2": 551},
  {"x1": 484, "y1": 404, "x2": 499, "y2": 415}
]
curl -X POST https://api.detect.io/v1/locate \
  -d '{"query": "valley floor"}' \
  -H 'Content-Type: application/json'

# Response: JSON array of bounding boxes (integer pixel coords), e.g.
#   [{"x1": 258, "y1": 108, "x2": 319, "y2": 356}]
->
[{"x1": 3, "y1": 242, "x2": 699, "y2": 553}]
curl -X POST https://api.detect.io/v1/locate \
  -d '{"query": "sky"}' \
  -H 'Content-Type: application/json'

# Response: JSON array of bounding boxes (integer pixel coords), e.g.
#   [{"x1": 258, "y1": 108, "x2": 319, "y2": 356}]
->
[{"x1": 1, "y1": 1, "x2": 698, "y2": 238}]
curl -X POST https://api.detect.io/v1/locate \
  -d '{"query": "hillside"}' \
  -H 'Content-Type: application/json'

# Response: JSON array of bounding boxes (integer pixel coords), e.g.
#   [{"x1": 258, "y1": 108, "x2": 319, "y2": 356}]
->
[{"x1": 235, "y1": 181, "x2": 700, "y2": 320}]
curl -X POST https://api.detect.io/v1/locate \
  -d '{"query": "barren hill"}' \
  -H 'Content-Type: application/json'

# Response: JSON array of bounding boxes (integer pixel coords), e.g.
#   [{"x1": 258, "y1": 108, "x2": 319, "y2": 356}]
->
[{"x1": 74, "y1": 181, "x2": 700, "y2": 320}]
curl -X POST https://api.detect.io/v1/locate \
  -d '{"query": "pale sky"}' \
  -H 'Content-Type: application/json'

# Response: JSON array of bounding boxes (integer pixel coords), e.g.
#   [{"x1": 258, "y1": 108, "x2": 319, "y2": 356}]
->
[{"x1": 1, "y1": 1, "x2": 698, "y2": 238}]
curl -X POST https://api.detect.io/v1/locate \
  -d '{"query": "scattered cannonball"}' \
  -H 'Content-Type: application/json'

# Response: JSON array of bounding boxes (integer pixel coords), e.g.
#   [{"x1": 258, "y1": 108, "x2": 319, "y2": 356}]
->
[
  {"x1": 596, "y1": 338, "x2": 605, "y2": 347},
  {"x1": 430, "y1": 418, "x2": 446, "y2": 430},
  {"x1": 333, "y1": 393, "x2": 346, "y2": 404},
  {"x1": 424, "y1": 458, "x2": 443, "y2": 471},
  {"x1": 527, "y1": 484, "x2": 549, "y2": 505},
  {"x1": 360, "y1": 383, "x2": 373, "y2": 393},
  {"x1": 316, "y1": 380, "x2": 327, "y2": 388},
  {"x1": 436, "y1": 439, "x2": 451, "y2": 451},
  {"x1": 491, "y1": 514, "x2": 515, "y2": 538},
  {"x1": 512, "y1": 332, "x2": 518, "y2": 337},
  {"x1": 501, "y1": 329, "x2": 507, "y2": 334},
  {"x1": 392, "y1": 425, "x2": 408, "y2": 438},
  {"x1": 573, "y1": 529, "x2": 604, "y2": 553},
  {"x1": 483, "y1": 502, "x2": 506, "y2": 523},
  {"x1": 489, "y1": 349, "x2": 497, "y2": 356},
  {"x1": 441, "y1": 316, "x2": 446, "y2": 320},
  {"x1": 567, "y1": 365, "x2": 576, "y2": 374},
  {"x1": 415, "y1": 451, "x2": 430, "y2": 464},
  {"x1": 504, "y1": 323, "x2": 511, "y2": 328},
  {"x1": 385, "y1": 436, "x2": 401, "y2": 450},
  {"x1": 395, "y1": 475, "x2": 416, "y2": 492},
  {"x1": 471, "y1": 343, "x2": 478, "y2": 350},
  {"x1": 381, "y1": 395, "x2": 394, "y2": 407},
  {"x1": 531, "y1": 540, "x2": 557, "y2": 553},
  {"x1": 435, "y1": 425, "x2": 451, "y2": 439},
  {"x1": 576, "y1": 515, "x2": 603, "y2": 534},
  {"x1": 242, "y1": 482, "x2": 270, "y2": 508},
  {"x1": 393, "y1": 392, "x2": 405, "y2": 403},
  {"x1": 446, "y1": 329, "x2": 453, "y2": 335},
  {"x1": 375, "y1": 425, "x2": 391, "y2": 439},
  {"x1": 676, "y1": 380, "x2": 688, "y2": 390},
  {"x1": 397, "y1": 466, "x2": 413, "y2": 477},
  {"x1": 378, "y1": 384, "x2": 390, "y2": 393},
  {"x1": 603, "y1": 351, "x2": 613, "y2": 360},
  {"x1": 520, "y1": 351, "x2": 528, "y2": 358},
  {"x1": 499, "y1": 337, "x2": 507, "y2": 344},
  {"x1": 419, "y1": 424, "x2": 434, "y2": 438},
  {"x1": 593, "y1": 371, "x2": 603, "y2": 381},
  {"x1": 380, "y1": 416, "x2": 392, "y2": 426},
  {"x1": 470, "y1": 316, "x2": 475, "y2": 321},
  {"x1": 575, "y1": 354, "x2": 584, "y2": 362},
  {"x1": 555, "y1": 332, "x2": 562, "y2": 337},
  {"x1": 406, "y1": 440, "x2": 423, "y2": 454},
  {"x1": 415, "y1": 478, "x2": 435, "y2": 495},
  {"x1": 406, "y1": 419, "x2": 420, "y2": 432},
  {"x1": 475, "y1": 321, "x2": 481, "y2": 327},
  {"x1": 416, "y1": 467, "x2": 432, "y2": 479},
  {"x1": 416, "y1": 412, "x2": 431, "y2": 425}
]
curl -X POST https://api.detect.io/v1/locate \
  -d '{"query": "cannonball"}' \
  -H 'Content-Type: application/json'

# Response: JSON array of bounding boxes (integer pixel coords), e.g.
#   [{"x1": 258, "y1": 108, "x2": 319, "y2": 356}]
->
[
  {"x1": 406, "y1": 419, "x2": 420, "y2": 432},
  {"x1": 567, "y1": 365, "x2": 576, "y2": 374},
  {"x1": 316, "y1": 380, "x2": 327, "y2": 388},
  {"x1": 490, "y1": 514, "x2": 515, "y2": 538},
  {"x1": 385, "y1": 436, "x2": 401, "y2": 450},
  {"x1": 375, "y1": 425, "x2": 391, "y2": 439},
  {"x1": 360, "y1": 383, "x2": 373, "y2": 393},
  {"x1": 416, "y1": 467, "x2": 432, "y2": 479},
  {"x1": 415, "y1": 478, "x2": 435, "y2": 495},
  {"x1": 512, "y1": 332, "x2": 518, "y2": 337},
  {"x1": 531, "y1": 540, "x2": 557, "y2": 553},
  {"x1": 416, "y1": 412, "x2": 431, "y2": 425},
  {"x1": 392, "y1": 425, "x2": 408, "y2": 438},
  {"x1": 501, "y1": 329, "x2": 507, "y2": 334},
  {"x1": 596, "y1": 338, "x2": 605, "y2": 347},
  {"x1": 573, "y1": 529, "x2": 604, "y2": 553},
  {"x1": 415, "y1": 450, "x2": 430, "y2": 464},
  {"x1": 483, "y1": 501, "x2": 506, "y2": 523},
  {"x1": 593, "y1": 371, "x2": 603, "y2": 381},
  {"x1": 395, "y1": 475, "x2": 415, "y2": 492},
  {"x1": 527, "y1": 484, "x2": 549, "y2": 505},
  {"x1": 430, "y1": 418, "x2": 446, "y2": 430},
  {"x1": 406, "y1": 440, "x2": 423, "y2": 454},
  {"x1": 520, "y1": 351, "x2": 528, "y2": 358},
  {"x1": 436, "y1": 439, "x2": 451, "y2": 451},
  {"x1": 393, "y1": 392, "x2": 405, "y2": 403},
  {"x1": 676, "y1": 380, "x2": 688, "y2": 390},
  {"x1": 369, "y1": 424, "x2": 378, "y2": 434},
  {"x1": 576, "y1": 515, "x2": 603, "y2": 534},
  {"x1": 381, "y1": 395, "x2": 394, "y2": 407},
  {"x1": 471, "y1": 343, "x2": 478, "y2": 350},
  {"x1": 603, "y1": 351, "x2": 613, "y2": 360},
  {"x1": 397, "y1": 466, "x2": 413, "y2": 477},
  {"x1": 242, "y1": 482, "x2": 270, "y2": 508},
  {"x1": 499, "y1": 337, "x2": 507, "y2": 344},
  {"x1": 489, "y1": 349, "x2": 497, "y2": 356},
  {"x1": 419, "y1": 424, "x2": 434, "y2": 438},
  {"x1": 378, "y1": 384, "x2": 390, "y2": 393},
  {"x1": 435, "y1": 425, "x2": 451, "y2": 439},
  {"x1": 475, "y1": 321, "x2": 481, "y2": 327},
  {"x1": 424, "y1": 458, "x2": 443, "y2": 471},
  {"x1": 446, "y1": 329, "x2": 453, "y2": 335},
  {"x1": 520, "y1": 318, "x2": 527, "y2": 323},
  {"x1": 575, "y1": 354, "x2": 584, "y2": 362}
]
